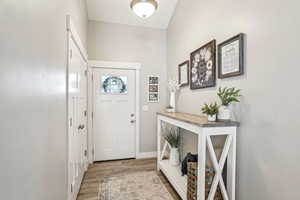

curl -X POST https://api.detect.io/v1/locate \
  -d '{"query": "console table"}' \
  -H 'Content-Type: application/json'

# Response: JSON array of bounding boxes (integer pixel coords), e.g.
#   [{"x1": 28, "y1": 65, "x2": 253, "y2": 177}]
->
[{"x1": 157, "y1": 112, "x2": 239, "y2": 200}]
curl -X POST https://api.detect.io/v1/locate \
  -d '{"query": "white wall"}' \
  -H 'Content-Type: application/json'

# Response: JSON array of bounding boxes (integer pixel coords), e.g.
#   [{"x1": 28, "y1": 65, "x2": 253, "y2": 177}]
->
[
  {"x1": 0, "y1": 0, "x2": 87, "y2": 199},
  {"x1": 167, "y1": 0, "x2": 300, "y2": 199},
  {"x1": 88, "y1": 21, "x2": 167, "y2": 153}
]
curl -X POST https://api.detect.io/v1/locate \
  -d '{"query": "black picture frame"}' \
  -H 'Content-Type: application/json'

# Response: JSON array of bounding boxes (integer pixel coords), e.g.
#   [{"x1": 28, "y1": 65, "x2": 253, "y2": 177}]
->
[
  {"x1": 178, "y1": 60, "x2": 189, "y2": 87},
  {"x1": 190, "y1": 40, "x2": 216, "y2": 90},
  {"x1": 218, "y1": 33, "x2": 244, "y2": 79}
]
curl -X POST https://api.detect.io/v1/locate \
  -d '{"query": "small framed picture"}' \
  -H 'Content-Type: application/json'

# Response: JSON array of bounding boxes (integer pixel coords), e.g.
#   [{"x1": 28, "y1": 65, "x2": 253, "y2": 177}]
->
[
  {"x1": 149, "y1": 76, "x2": 159, "y2": 84},
  {"x1": 178, "y1": 60, "x2": 189, "y2": 87},
  {"x1": 149, "y1": 93, "x2": 158, "y2": 102},
  {"x1": 149, "y1": 85, "x2": 158, "y2": 92},
  {"x1": 190, "y1": 40, "x2": 216, "y2": 89},
  {"x1": 147, "y1": 76, "x2": 159, "y2": 103},
  {"x1": 218, "y1": 33, "x2": 244, "y2": 78}
]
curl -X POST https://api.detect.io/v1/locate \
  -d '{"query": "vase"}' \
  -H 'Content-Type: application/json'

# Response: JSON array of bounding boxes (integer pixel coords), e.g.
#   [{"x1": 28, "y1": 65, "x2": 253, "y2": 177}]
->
[
  {"x1": 170, "y1": 148, "x2": 180, "y2": 166},
  {"x1": 208, "y1": 114, "x2": 217, "y2": 122},
  {"x1": 218, "y1": 105, "x2": 231, "y2": 120},
  {"x1": 169, "y1": 92, "x2": 176, "y2": 112}
]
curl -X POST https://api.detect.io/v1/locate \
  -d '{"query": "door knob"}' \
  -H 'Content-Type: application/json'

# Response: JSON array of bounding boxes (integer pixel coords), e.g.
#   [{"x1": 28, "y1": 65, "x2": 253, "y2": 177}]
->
[
  {"x1": 130, "y1": 113, "x2": 135, "y2": 117},
  {"x1": 78, "y1": 125, "x2": 85, "y2": 130}
]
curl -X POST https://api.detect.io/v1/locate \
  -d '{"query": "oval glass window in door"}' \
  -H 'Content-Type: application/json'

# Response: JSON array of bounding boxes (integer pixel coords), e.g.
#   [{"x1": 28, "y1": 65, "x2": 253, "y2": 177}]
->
[{"x1": 101, "y1": 76, "x2": 128, "y2": 94}]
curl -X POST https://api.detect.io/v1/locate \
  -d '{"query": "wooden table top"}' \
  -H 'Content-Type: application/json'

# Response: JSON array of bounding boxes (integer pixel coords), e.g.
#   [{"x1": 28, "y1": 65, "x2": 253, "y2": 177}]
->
[{"x1": 157, "y1": 112, "x2": 240, "y2": 127}]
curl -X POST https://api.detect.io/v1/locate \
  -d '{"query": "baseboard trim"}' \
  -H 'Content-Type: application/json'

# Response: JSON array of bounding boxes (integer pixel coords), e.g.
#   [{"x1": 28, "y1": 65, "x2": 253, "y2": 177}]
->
[{"x1": 136, "y1": 151, "x2": 157, "y2": 159}]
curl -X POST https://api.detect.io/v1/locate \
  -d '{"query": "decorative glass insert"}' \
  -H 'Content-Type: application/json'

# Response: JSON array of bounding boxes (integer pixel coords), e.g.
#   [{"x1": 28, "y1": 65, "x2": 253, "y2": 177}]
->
[{"x1": 101, "y1": 76, "x2": 128, "y2": 94}]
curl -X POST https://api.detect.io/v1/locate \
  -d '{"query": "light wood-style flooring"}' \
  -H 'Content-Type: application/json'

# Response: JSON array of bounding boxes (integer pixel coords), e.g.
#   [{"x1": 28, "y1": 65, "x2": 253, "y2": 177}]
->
[{"x1": 77, "y1": 158, "x2": 181, "y2": 200}]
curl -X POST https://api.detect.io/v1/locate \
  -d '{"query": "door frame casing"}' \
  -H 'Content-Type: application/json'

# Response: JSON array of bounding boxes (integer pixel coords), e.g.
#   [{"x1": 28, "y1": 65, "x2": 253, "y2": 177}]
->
[{"x1": 88, "y1": 60, "x2": 141, "y2": 163}]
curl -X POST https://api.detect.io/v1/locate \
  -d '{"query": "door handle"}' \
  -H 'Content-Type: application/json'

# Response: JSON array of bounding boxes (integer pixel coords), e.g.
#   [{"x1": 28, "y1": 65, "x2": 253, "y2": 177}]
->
[
  {"x1": 130, "y1": 120, "x2": 136, "y2": 123},
  {"x1": 78, "y1": 125, "x2": 85, "y2": 130}
]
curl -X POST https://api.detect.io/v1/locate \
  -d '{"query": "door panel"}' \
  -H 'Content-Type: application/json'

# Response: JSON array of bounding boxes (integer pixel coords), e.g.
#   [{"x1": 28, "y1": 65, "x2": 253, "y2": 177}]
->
[
  {"x1": 68, "y1": 37, "x2": 87, "y2": 200},
  {"x1": 93, "y1": 68, "x2": 136, "y2": 161}
]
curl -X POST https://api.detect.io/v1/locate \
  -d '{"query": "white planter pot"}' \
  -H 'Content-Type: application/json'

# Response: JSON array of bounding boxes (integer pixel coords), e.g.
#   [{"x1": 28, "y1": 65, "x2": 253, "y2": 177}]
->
[
  {"x1": 218, "y1": 105, "x2": 231, "y2": 120},
  {"x1": 170, "y1": 148, "x2": 180, "y2": 166},
  {"x1": 208, "y1": 114, "x2": 217, "y2": 122},
  {"x1": 169, "y1": 92, "x2": 176, "y2": 112}
]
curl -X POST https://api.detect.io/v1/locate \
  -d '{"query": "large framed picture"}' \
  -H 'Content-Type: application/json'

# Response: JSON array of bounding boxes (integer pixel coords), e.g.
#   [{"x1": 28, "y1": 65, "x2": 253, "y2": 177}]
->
[
  {"x1": 190, "y1": 40, "x2": 216, "y2": 89},
  {"x1": 218, "y1": 33, "x2": 244, "y2": 78},
  {"x1": 178, "y1": 60, "x2": 189, "y2": 87}
]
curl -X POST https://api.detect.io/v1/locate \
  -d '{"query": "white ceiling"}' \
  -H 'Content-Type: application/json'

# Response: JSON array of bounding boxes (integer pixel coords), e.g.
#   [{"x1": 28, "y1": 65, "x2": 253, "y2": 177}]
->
[{"x1": 86, "y1": 0, "x2": 178, "y2": 29}]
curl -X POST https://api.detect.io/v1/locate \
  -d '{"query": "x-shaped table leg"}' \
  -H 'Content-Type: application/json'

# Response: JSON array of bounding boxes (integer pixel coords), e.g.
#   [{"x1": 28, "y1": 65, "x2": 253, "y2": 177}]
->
[{"x1": 206, "y1": 135, "x2": 233, "y2": 200}]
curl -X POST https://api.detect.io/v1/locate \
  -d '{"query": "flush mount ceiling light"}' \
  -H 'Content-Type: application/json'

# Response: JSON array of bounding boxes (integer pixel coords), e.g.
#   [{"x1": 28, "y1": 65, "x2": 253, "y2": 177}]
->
[{"x1": 130, "y1": 0, "x2": 158, "y2": 18}]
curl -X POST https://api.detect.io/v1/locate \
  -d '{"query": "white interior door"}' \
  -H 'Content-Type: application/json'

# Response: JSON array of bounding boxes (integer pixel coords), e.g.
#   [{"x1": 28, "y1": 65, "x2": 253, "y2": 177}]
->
[
  {"x1": 93, "y1": 68, "x2": 136, "y2": 161},
  {"x1": 68, "y1": 37, "x2": 88, "y2": 200}
]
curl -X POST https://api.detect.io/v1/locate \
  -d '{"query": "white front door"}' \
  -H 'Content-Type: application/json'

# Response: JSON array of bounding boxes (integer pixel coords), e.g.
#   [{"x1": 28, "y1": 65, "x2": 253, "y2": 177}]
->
[{"x1": 93, "y1": 68, "x2": 136, "y2": 161}]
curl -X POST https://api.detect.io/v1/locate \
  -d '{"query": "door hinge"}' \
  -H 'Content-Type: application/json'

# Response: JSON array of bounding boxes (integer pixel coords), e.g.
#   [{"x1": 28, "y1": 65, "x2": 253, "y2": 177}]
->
[
  {"x1": 71, "y1": 183, "x2": 73, "y2": 193},
  {"x1": 84, "y1": 70, "x2": 88, "y2": 76},
  {"x1": 84, "y1": 150, "x2": 87, "y2": 157},
  {"x1": 69, "y1": 118, "x2": 73, "y2": 127},
  {"x1": 91, "y1": 112, "x2": 94, "y2": 119},
  {"x1": 70, "y1": 49, "x2": 72, "y2": 59},
  {"x1": 92, "y1": 149, "x2": 94, "y2": 156},
  {"x1": 91, "y1": 74, "x2": 94, "y2": 81},
  {"x1": 84, "y1": 110, "x2": 87, "y2": 117}
]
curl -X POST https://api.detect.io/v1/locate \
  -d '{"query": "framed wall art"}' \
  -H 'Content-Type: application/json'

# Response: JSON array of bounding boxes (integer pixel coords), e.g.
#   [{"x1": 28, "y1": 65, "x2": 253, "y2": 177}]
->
[
  {"x1": 147, "y1": 76, "x2": 159, "y2": 103},
  {"x1": 178, "y1": 60, "x2": 189, "y2": 87},
  {"x1": 218, "y1": 33, "x2": 244, "y2": 78},
  {"x1": 190, "y1": 40, "x2": 216, "y2": 89}
]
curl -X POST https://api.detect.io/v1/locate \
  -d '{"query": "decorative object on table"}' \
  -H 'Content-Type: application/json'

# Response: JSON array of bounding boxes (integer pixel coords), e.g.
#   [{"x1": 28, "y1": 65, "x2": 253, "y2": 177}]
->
[
  {"x1": 201, "y1": 102, "x2": 219, "y2": 122},
  {"x1": 163, "y1": 125, "x2": 180, "y2": 166},
  {"x1": 190, "y1": 40, "x2": 216, "y2": 89},
  {"x1": 166, "y1": 105, "x2": 175, "y2": 113},
  {"x1": 168, "y1": 79, "x2": 180, "y2": 112},
  {"x1": 147, "y1": 76, "x2": 159, "y2": 102},
  {"x1": 187, "y1": 162, "x2": 223, "y2": 200},
  {"x1": 217, "y1": 87, "x2": 241, "y2": 120},
  {"x1": 178, "y1": 60, "x2": 189, "y2": 87},
  {"x1": 218, "y1": 33, "x2": 244, "y2": 78},
  {"x1": 181, "y1": 153, "x2": 198, "y2": 176}
]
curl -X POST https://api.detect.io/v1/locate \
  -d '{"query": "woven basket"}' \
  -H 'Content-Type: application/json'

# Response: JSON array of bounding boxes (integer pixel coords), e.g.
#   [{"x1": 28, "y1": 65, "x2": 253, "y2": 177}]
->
[{"x1": 187, "y1": 162, "x2": 223, "y2": 200}]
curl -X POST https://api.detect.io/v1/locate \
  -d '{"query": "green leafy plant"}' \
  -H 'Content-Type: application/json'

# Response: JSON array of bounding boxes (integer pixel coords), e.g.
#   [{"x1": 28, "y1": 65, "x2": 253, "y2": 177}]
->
[
  {"x1": 163, "y1": 125, "x2": 180, "y2": 148},
  {"x1": 201, "y1": 102, "x2": 219, "y2": 116},
  {"x1": 217, "y1": 87, "x2": 241, "y2": 106}
]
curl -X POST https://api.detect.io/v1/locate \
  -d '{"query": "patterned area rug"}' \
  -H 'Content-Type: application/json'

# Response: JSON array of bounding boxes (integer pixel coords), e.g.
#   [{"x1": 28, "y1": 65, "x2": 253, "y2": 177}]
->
[{"x1": 99, "y1": 171, "x2": 174, "y2": 200}]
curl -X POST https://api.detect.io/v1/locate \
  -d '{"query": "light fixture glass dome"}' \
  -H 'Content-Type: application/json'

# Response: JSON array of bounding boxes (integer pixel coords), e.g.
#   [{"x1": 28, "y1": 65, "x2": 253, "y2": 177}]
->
[{"x1": 130, "y1": 0, "x2": 158, "y2": 18}]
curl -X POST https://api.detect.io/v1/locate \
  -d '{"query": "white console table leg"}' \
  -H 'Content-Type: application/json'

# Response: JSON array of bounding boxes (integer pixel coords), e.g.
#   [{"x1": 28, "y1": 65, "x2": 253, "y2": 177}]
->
[
  {"x1": 197, "y1": 130, "x2": 206, "y2": 200},
  {"x1": 227, "y1": 128, "x2": 236, "y2": 200},
  {"x1": 157, "y1": 117, "x2": 162, "y2": 171}
]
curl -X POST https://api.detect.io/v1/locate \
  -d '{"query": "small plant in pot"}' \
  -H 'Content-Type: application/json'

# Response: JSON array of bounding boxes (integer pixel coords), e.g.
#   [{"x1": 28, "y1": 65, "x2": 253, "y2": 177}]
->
[
  {"x1": 201, "y1": 102, "x2": 219, "y2": 122},
  {"x1": 163, "y1": 125, "x2": 180, "y2": 166},
  {"x1": 217, "y1": 87, "x2": 241, "y2": 120}
]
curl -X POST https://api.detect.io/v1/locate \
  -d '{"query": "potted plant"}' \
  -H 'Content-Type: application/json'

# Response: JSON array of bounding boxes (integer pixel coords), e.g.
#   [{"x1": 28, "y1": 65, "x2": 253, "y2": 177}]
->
[
  {"x1": 217, "y1": 87, "x2": 241, "y2": 120},
  {"x1": 201, "y1": 102, "x2": 219, "y2": 122},
  {"x1": 163, "y1": 125, "x2": 181, "y2": 166}
]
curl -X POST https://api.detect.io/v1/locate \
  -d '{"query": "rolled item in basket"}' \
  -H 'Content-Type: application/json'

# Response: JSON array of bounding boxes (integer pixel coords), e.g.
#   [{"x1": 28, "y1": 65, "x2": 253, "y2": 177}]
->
[{"x1": 181, "y1": 153, "x2": 198, "y2": 176}]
